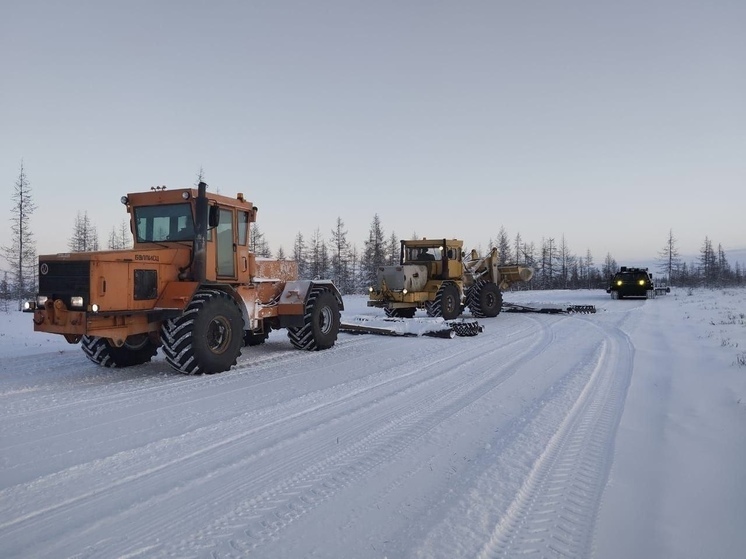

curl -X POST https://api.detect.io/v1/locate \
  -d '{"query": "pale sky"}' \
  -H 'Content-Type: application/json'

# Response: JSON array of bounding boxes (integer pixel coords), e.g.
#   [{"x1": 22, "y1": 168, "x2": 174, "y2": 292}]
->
[{"x1": 2, "y1": 0, "x2": 744, "y2": 266}]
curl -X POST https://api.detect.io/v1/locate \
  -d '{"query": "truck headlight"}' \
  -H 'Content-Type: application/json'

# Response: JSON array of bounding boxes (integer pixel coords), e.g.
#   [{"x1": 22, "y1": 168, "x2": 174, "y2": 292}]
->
[
  {"x1": 91, "y1": 303, "x2": 100, "y2": 313},
  {"x1": 369, "y1": 286, "x2": 374, "y2": 293},
  {"x1": 616, "y1": 280, "x2": 622, "y2": 286},
  {"x1": 70, "y1": 296, "x2": 84, "y2": 308},
  {"x1": 638, "y1": 280, "x2": 645, "y2": 286},
  {"x1": 23, "y1": 301, "x2": 35, "y2": 311},
  {"x1": 402, "y1": 289, "x2": 408, "y2": 295}
]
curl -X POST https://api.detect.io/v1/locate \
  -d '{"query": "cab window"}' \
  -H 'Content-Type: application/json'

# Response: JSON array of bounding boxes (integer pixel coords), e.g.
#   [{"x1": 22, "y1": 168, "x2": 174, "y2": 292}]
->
[
  {"x1": 238, "y1": 211, "x2": 249, "y2": 246},
  {"x1": 134, "y1": 203, "x2": 195, "y2": 242},
  {"x1": 216, "y1": 208, "x2": 235, "y2": 277}
]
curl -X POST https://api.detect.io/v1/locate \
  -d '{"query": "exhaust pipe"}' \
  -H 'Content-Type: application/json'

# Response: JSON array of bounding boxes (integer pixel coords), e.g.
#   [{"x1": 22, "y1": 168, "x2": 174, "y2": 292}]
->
[{"x1": 193, "y1": 181, "x2": 208, "y2": 283}]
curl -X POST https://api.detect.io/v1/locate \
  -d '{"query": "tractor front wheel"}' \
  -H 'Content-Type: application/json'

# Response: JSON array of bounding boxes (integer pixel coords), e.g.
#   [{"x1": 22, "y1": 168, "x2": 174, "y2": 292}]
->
[
  {"x1": 81, "y1": 334, "x2": 159, "y2": 368},
  {"x1": 161, "y1": 289, "x2": 244, "y2": 374},
  {"x1": 384, "y1": 307, "x2": 416, "y2": 318},
  {"x1": 427, "y1": 283, "x2": 461, "y2": 320}
]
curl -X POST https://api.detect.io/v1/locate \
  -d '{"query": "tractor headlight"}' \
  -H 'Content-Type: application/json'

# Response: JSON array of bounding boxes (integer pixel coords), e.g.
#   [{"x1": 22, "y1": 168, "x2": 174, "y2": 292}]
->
[
  {"x1": 23, "y1": 301, "x2": 35, "y2": 311},
  {"x1": 402, "y1": 289, "x2": 408, "y2": 295},
  {"x1": 70, "y1": 296, "x2": 84, "y2": 308},
  {"x1": 638, "y1": 280, "x2": 645, "y2": 286},
  {"x1": 182, "y1": 191, "x2": 191, "y2": 200},
  {"x1": 616, "y1": 280, "x2": 623, "y2": 286},
  {"x1": 36, "y1": 295, "x2": 48, "y2": 306},
  {"x1": 369, "y1": 286, "x2": 374, "y2": 293},
  {"x1": 91, "y1": 303, "x2": 100, "y2": 313}
]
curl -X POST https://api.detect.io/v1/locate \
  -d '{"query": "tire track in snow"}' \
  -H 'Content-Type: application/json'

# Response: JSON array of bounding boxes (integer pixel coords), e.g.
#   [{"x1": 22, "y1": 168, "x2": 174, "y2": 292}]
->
[
  {"x1": 0, "y1": 319, "x2": 549, "y2": 558},
  {"x1": 1, "y1": 336, "x2": 387, "y2": 461},
  {"x1": 159, "y1": 319, "x2": 557, "y2": 557},
  {"x1": 477, "y1": 321, "x2": 633, "y2": 559}
]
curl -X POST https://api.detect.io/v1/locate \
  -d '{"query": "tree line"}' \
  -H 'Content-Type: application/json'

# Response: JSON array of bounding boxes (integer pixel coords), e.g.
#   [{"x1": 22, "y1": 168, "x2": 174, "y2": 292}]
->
[
  {"x1": 2, "y1": 163, "x2": 744, "y2": 309},
  {"x1": 254, "y1": 221, "x2": 744, "y2": 293}
]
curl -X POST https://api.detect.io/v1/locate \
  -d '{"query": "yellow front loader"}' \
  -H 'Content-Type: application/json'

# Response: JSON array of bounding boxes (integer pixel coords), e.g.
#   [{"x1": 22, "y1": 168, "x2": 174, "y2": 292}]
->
[{"x1": 367, "y1": 238, "x2": 533, "y2": 320}]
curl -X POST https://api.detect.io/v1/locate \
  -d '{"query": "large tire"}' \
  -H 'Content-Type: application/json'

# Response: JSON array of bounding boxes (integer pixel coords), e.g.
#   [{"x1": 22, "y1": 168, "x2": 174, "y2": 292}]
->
[
  {"x1": 427, "y1": 283, "x2": 461, "y2": 320},
  {"x1": 287, "y1": 288, "x2": 340, "y2": 350},
  {"x1": 469, "y1": 281, "x2": 503, "y2": 318},
  {"x1": 161, "y1": 289, "x2": 244, "y2": 374},
  {"x1": 384, "y1": 307, "x2": 416, "y2": 318},
  {"x1": 81, "y1": 334, "x2": 159, "y2": 368}
]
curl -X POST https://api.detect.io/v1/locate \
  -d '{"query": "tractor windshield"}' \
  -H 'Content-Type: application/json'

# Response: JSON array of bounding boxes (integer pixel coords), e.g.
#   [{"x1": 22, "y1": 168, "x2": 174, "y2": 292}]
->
[
  {"x1": 406, "y1": 246, "x2": 441, "y2": 262},
  {"x1": 134, "y1": 203, "x2": 195, "y2": 243}
]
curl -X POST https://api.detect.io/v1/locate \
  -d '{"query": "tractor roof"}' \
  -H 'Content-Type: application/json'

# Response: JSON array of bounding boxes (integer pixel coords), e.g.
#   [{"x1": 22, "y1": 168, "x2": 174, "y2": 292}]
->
[
  {"x1": 124, "y1": 187, "x2": 255, "y2": 212},
  {"x1": 402, "y1": 238, "x2": 463, "y2": 249}
]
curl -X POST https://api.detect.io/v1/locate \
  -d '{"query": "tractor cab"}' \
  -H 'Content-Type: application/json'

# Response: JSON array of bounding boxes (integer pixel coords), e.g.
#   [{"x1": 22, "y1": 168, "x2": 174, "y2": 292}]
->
[{"x1": 401, "y1": 239, "x2": 463, "y2": 281}]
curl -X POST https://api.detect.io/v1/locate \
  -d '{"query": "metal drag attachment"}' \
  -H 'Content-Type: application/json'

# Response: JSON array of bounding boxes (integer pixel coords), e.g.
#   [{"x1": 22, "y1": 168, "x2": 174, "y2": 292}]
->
[{"x1": 502, "y1": 303, "x2": 596, "y2": 315}]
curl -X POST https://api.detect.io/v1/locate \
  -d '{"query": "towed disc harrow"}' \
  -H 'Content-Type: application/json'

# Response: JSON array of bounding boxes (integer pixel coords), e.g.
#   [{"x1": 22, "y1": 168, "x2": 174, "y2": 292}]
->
[
  {"x1": 339, "y1": 316, "x2": 482, "y2": 339},
  {"x1": 502, "y1": 303, "x2": 597, "y2": 315},
  {"x1": 340, "y1": 302, "x2": 594, "y2": 340}
]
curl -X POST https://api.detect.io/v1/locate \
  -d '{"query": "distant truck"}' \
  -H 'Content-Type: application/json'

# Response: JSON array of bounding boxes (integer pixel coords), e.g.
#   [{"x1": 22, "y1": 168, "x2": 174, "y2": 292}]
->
[{"x1": 607, "y1": 266, "x2": 669, "y2": 299}]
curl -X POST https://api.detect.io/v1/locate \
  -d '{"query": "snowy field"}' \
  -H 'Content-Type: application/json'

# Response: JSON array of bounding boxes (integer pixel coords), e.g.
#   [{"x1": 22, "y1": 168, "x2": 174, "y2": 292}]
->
[{"x1": 1, "y1": 288, "x2": 745, "y2": 559}]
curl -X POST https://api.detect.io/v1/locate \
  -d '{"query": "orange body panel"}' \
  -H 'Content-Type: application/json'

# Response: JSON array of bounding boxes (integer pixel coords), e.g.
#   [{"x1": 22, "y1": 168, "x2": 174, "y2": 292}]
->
[{"x1": 155, "y1": 282, "x2": 200, "y2": 310}]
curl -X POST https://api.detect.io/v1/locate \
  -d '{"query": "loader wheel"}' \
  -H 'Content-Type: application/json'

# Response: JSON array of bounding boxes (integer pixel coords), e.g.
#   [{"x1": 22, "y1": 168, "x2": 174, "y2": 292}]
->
[
  {"x1": 384, "y1": 307, "x2": 416, "y2": 318},
  {"x1": 81, "y1": 334, "x2": 159, "y2": 368},
  {"x1": 287, "y1": 288, "x2": 340, "y2": 350},
  {"x1": 161, "y1": 289, "x2": 244, "y2": 374},
  {"x1": 469, "y1": 281, "x2": 503, "y2": 318},
  {"x1": 427, "y1": 283, "x2": 461, "y2": 320}
]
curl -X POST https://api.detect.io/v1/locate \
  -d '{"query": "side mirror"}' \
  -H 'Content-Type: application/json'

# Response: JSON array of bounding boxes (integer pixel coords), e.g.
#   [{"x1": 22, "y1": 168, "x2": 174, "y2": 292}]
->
[{"x1": 208, "y1": 205, "x2": 220, "y2": 228}]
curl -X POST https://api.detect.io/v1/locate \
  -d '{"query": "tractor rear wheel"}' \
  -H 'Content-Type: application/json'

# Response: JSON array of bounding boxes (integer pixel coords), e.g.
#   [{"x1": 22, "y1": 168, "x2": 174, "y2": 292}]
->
[
  {"x1": 161, "y1": 289, "x2": 244, "y2": 374},
  {"x1": 384, "y1": 307, "x2": 416, "y2": 318},
  {"x1": 469, "y1": 281, "x2": 503, "y2": 318},
  {"x1": 427, "y1": 283, "x2": 461, "y2": 320},
  {"x1": 81, "y1": 334, "x2": 159, "y2": 368},
  {"x1": 288, "y1": 288, "x2": 341, "y2": 350}
]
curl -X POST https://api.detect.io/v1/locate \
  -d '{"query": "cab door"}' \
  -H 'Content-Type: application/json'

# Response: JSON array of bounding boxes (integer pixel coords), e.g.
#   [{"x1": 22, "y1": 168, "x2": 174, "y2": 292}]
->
[{"x1": 216, "y1": 207, "x2": 236, "y2": 279}]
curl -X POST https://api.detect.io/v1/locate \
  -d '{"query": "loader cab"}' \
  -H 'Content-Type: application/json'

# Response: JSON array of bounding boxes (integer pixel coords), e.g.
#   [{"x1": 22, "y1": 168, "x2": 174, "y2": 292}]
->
[
  {"x1": 442, "y1": 244, "x2": 463, "y2": 280},
  {"x1": 401, "y1": 239, "x2": 463, "y2": 281},
  {"x1": 408, "y1": 246, "x2": 439, "y2": 262}
]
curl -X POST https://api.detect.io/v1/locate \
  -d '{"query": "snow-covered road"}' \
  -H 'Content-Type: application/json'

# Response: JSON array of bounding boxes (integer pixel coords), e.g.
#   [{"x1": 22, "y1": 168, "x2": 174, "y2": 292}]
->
[{"x1": 1, "y1": 290, "x2": 744, "y2": 558}]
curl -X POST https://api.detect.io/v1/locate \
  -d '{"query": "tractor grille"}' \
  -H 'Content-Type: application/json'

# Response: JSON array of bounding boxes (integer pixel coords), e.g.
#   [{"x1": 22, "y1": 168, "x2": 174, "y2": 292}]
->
[
  {"x1": 134, "y1": 269, "x2": 158, "y2": 300},
  {"x1": 38, "y1": 260, "x2": 91, "y2": 307}
]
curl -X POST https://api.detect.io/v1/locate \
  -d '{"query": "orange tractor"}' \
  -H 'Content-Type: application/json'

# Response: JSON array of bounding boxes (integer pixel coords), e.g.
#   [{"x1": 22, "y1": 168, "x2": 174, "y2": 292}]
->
[{"x1": 24, "y1": 182, "x2": 343, "y2": 374}]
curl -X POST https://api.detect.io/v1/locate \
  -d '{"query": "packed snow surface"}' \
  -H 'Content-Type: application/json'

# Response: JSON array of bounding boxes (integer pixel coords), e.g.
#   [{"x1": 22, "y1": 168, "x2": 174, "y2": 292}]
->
[{"x1": 1, "y1": 288, "x2": 745, "y2": 558}]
